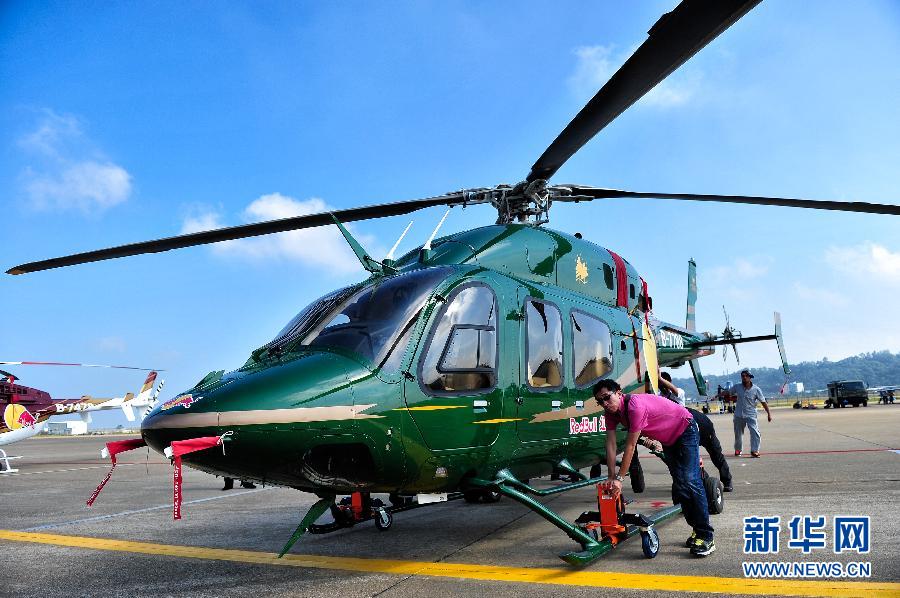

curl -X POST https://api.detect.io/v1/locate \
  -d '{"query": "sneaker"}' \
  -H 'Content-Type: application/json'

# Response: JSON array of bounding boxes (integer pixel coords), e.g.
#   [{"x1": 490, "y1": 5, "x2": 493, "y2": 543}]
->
[
  {"x1": 690, "y1": 537, "x2": 716, "y2": 557},
  {"x1": 734, "y1": 450, "x2": 742, "y2": 457},
  {"x1": 723, "y1": 482, "x2": 733, "y2": 492},
  {"x1": 751, "y1": 452, "x2": 760, "y2": 458},
  {"x1": 684, "y1": 532, "x2": 697, "y2": 548}
]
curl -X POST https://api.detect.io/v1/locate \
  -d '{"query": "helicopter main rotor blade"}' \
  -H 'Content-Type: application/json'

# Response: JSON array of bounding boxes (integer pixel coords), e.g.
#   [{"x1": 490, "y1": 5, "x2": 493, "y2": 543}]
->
[
  {"x1": 7, "y1": 192, "x2": 476, "y2": 275},
  {"x1": 556, "y1": 186, "x2": 900, "y2": 216},
  {"x1": 526, "y1": 0, "x2": 761, "y2": 183}
]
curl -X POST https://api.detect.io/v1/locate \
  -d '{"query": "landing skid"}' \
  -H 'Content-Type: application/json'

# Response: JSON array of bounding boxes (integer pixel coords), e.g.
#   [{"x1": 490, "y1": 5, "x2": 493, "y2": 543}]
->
[{"x1": 0, "y1": 449, "x2": 21, "y2": 474}]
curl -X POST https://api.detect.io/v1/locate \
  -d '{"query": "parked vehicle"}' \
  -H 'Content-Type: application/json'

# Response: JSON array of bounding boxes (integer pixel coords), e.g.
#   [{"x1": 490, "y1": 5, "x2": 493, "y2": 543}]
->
[{"x1": 825, "y1": 380, "x2": 868, "y2": 408}]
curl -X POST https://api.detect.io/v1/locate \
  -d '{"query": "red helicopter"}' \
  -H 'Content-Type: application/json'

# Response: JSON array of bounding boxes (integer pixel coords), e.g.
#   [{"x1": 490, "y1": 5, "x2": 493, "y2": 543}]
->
[{"x1": 0, "y1": 363, "x2": 163, "y2": 473}]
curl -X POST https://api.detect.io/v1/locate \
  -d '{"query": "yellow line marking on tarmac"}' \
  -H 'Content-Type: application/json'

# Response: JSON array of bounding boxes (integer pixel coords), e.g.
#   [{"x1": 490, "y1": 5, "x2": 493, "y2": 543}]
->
[{"x1": 1, "y1": 530, "x2": 896, "y2": 597}]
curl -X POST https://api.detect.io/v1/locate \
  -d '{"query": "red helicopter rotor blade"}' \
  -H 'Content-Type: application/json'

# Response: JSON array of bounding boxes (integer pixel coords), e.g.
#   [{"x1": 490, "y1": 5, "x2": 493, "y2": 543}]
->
[{"x1": 0, "y1": 361, "x2": 162, "y2": 371}]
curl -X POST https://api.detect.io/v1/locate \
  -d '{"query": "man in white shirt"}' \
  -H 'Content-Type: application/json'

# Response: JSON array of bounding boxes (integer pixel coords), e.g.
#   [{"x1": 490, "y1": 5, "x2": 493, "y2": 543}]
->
[{"x1": 733, "y1": 368, "x2": 771, "y2": 457}]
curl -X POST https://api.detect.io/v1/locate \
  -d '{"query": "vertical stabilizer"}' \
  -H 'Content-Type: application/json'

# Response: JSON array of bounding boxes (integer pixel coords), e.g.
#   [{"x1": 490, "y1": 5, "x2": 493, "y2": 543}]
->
[{"x1": 686, "y1": 259, "x2": 697, "y2": 332}]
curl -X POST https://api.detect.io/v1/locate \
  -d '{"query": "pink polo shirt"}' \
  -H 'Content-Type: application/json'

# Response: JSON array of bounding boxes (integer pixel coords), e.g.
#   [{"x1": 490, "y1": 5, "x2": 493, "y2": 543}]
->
[{"x1": 605, "y1": 393, "x2": 693, "y2": 447}]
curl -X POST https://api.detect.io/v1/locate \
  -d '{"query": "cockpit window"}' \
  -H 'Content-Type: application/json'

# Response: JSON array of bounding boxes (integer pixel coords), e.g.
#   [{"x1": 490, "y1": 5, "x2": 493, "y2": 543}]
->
[
  {"x1": 419, "y1": 283, "x2": 498, "y2": 394},
  {"x1": 260, "y1": 267, "x2": 451, "y2": 368}
]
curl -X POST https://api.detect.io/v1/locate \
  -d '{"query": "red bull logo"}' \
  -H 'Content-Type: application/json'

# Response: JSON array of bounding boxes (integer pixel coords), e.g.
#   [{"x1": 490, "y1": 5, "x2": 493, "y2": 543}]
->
[
  {"x1": 160, "y1": 394, "x2": 199, "y2": 411},
  {"x1": 3, "y1": 404, "x2": 37, "y2": 431},
  {"x1": 569, "y1": 415, "x2": 606, "y2": 435},
  {"x1": 17, "y1": 409, "x2": 36, "y2": 427}
]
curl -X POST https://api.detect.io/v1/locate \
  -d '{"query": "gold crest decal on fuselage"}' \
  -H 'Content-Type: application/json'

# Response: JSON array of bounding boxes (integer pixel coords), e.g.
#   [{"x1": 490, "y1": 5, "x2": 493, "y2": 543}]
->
[{"x1": 575, "y1": 255, "x2": 589, "y2": 284}]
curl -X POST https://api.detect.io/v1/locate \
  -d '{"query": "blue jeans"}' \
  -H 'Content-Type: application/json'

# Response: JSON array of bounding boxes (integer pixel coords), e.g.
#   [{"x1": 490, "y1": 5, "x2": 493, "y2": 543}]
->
[{"x1": 663, "y1": 419, "x2": 714, "y2": 541}]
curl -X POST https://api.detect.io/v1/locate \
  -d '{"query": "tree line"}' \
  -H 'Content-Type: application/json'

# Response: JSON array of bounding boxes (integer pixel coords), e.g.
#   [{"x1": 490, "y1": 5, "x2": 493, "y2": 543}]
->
[{"x1": 672, "y1": 350, "x2": 900, "y2": 396}]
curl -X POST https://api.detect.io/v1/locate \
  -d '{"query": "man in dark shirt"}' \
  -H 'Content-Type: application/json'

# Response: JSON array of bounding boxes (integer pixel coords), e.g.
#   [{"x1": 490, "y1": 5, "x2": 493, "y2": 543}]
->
[
  {"x1": 687, "y1": 407, "x2": 732, "y2": 492},
  {"x1": 659, "y1": 373, "x2": 732, "y2": 492}
]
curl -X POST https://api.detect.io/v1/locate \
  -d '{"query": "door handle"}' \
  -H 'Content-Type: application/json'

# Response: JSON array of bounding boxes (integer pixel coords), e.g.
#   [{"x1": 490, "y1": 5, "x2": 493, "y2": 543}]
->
[
  {"x1": 473, "y1": 399, "x2": 488, "y2": 412},
  {"x1": 551, "y1": 400, "x2": 562, "y2": 410},
  {"x1": 575, "y1": 400, "x2": 584, "y2": 409}
]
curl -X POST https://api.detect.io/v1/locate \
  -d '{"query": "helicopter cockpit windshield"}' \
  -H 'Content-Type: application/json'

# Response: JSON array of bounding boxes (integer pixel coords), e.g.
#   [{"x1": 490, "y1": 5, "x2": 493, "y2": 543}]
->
[{"x1": 261, "y1": 267, "x2": 452, "y2": 369}]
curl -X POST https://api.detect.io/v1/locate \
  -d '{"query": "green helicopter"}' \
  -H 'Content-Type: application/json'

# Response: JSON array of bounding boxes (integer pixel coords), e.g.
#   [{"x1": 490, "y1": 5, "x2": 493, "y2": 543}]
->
[{"x1": 8, "y1": 0, "x2": 899, "y2": 565}]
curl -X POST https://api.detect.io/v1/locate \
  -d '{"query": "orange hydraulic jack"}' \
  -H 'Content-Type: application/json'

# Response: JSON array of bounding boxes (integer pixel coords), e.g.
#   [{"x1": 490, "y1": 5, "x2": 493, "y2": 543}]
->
[{"x1": 574, "y1": 481, "x2": 662, "y2": 558}]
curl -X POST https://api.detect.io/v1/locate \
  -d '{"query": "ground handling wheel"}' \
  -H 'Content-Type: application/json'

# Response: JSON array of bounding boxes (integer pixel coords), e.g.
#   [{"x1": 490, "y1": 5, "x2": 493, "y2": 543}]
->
[
  {"x1": 641, "y1": 526, "x2": 660, "y2": 558},
  {"x1": 704, "y1": 475, "x2": 724, "y2": 514},
  {"x1": 374, "y1": 507, "x2": 392, "y2": 531}
]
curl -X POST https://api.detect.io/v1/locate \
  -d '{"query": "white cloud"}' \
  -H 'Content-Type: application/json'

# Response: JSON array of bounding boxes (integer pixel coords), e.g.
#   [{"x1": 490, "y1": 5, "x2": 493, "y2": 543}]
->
[
  {"x1": 826, "y1": 242, "x2": 900, "y2": 286},
  {"x1": 25, "y1": 161, "x2": 131, "y2": 212},
  {"x1": 180, "y1": 193, "x2": 386, "y2": 274},
  {"x1": 568, "y1": 44, "x2": 695, "y2": 108},
  {"x1": 18, "y1": 110, "x2": 132, "y2": 214}
]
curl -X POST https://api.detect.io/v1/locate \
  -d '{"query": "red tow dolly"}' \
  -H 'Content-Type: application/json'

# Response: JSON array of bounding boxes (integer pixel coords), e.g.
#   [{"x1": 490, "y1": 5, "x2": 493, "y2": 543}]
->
[{"x1": 574, "y1": 481, "x2": 674, "y2": 559}]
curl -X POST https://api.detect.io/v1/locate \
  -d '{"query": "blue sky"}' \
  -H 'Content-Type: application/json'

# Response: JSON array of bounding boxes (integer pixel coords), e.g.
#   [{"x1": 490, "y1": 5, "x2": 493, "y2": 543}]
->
[{"x1": 2, "y1": 1, "x2": 899, "y2": 425}]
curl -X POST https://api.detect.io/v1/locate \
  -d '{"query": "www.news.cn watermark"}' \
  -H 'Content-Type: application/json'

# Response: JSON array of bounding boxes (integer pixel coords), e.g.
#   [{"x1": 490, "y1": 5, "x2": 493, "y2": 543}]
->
[
  {"x1": 742, "y1": 561, "x2": 871, "y2": 579},
  {"x1": 742, "y1": 515, "x2": 871, "y2": 579}
]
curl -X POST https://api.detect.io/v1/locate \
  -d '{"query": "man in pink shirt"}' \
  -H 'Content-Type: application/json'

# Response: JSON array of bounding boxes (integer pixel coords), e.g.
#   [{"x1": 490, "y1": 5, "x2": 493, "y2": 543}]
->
[{"x1": 594, "y1": 378, "x2": 715, "y2": 556}]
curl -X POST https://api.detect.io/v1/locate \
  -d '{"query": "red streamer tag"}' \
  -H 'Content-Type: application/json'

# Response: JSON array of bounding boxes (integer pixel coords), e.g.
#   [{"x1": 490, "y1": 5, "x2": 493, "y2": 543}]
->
[
  {"x1": 168, "y1": 436, "x2": 222, "y2": 520},
  {"x1": 86, "y1": 438, "x2": 147, "y2": 507}
]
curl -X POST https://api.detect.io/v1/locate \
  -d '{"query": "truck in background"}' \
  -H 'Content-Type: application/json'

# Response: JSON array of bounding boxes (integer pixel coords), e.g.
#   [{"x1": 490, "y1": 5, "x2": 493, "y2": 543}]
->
[{"x1": 825, "y1": 380, "x2": 868, "y2": 408}]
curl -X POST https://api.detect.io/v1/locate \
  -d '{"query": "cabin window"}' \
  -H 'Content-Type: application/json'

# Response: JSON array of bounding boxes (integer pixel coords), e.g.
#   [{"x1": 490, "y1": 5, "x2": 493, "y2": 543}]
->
[
  {"x1": 571, "y1": 310, "x2": 613, "y2": 388},
  {"x1": 603, "y1": 264, "x2": 614, "y2": 290},
  {"x1": 526, "y1": 299, "x2": 563, "y2": 390},
  {"x1": 420, "y1": 284, "x2": 497, "y2": 394},
  {"x1": 629, "y1": 283, "x2": 635, "y2": 299}
]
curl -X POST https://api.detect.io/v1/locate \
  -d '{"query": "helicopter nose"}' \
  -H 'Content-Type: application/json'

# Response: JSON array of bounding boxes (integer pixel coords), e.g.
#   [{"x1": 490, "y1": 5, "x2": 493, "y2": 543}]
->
[
  {"x1": 141, "y1": 392, "x2": 219, "y2": 455},
  {"x1": 140, "y1": 351, "x2": 372, "y2": 466}
]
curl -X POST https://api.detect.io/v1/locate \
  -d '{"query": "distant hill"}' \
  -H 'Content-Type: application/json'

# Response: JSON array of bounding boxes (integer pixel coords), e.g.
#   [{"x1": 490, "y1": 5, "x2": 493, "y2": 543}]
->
[{"x1": 672, "y1": 350, "x2": 900, "y2": 396}]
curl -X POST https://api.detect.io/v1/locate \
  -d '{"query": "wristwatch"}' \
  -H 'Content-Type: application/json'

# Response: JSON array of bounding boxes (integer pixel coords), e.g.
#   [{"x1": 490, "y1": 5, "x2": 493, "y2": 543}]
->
[{"x1": 614, "y1": 474, "x2": 624, "y2": 482}]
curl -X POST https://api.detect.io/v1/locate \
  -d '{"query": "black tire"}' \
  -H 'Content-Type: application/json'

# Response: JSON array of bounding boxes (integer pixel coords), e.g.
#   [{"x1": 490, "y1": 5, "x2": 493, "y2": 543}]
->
[
  {"x1": 589, "y1": 463, "x2": 604, "y2": 479},
  {"x1": 374, "y1": 508, "x2": 392, "y2": 531},
  {"x1": 704, "y1": 475, "x2": 724, "y2": 514},
  {"x1": 629, "y1": 455, "x2": 645, "y2": 493},
  {"x1": 863, "y1": 400, "x2": 868, "y2": 407},
  {"x1": 641, "y1": 527, "x2": 660, "y2": 558}
]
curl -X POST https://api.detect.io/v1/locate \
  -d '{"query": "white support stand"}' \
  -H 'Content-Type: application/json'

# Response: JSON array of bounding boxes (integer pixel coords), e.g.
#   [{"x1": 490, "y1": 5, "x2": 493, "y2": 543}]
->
[{"x1": 0, "y1": 448, "x2": 22, "y2": 474}]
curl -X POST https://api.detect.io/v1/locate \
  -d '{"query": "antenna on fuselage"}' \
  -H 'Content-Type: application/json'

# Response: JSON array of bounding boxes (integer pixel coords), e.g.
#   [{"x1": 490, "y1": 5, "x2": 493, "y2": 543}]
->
[
  {"x1": 423, "y1": 210, "x2": 450, "y2": 250},
  {"x1": 386, "y1": 221, "x2": 413, "y2": 260}
]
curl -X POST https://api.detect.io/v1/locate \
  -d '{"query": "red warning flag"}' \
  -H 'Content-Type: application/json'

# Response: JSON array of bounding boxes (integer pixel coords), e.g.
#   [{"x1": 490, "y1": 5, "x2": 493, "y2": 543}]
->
[
  {"x1": 167, "y1": 436, "x2": 224, "y2": 520},
  {"x1": 86, "y1": 438, "x2": 147, "y2": 507}
]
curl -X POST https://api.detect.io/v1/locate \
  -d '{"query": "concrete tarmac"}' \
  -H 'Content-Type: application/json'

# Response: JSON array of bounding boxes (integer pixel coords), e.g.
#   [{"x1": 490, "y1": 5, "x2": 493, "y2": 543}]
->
[{"x1": 1, "y1": 405, "x2": 898, "y2": 597}]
